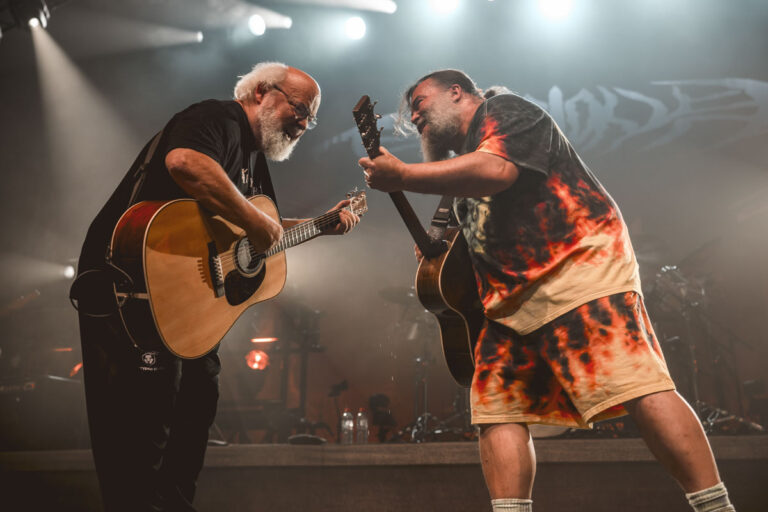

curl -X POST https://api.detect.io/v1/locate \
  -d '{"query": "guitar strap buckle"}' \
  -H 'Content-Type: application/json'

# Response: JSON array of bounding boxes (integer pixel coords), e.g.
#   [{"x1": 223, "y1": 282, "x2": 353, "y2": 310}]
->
[{"x1": 427, "y1": 195, "x2": 456, "y2": 243}]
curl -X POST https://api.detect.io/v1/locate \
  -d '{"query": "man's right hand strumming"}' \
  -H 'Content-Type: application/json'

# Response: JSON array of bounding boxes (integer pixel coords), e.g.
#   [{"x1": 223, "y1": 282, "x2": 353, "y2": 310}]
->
[{"x1": 246, "y1": 211, "x2": 284, "y2": 254}]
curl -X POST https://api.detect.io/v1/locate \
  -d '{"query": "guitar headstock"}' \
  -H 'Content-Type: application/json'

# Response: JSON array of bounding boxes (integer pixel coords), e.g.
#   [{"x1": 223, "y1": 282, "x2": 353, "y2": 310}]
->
[
  {"x1": 352, "y1": 95, "x2": 382, "y2": 159},
  {"x1": 346, "y1": 188, "x2": 368, "y2": 216}
]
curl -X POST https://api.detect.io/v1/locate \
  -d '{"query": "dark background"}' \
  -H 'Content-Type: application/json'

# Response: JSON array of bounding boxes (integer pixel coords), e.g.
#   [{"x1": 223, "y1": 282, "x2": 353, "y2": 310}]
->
[{"x1": 1, "y1": 0, "x2": 766, "y2": 448}]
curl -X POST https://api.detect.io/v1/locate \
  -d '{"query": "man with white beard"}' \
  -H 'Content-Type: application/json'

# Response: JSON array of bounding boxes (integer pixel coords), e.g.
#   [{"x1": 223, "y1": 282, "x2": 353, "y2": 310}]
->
[
  {"x1": 73, "y1": 62, "x2": 358, "y2": 512},
  {"x1": 359, "y1": 69, "x2": 735, "y2": 512}
]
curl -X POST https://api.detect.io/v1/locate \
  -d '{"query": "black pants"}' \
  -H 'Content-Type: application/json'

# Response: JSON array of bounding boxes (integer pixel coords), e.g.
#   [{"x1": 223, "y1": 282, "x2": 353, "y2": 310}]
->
[{"x1": 78, "y1": 311, "x2": 220, "y2": 512}]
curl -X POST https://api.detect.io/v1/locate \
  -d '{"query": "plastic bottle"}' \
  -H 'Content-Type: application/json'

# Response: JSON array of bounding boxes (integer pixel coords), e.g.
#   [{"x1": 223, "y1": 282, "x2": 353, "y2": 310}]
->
[
  {"x1": 355, "y1": 408, "x2": 369, "y2": 444},
  {"x1": 341, "y1": 408, "x2": 355, "y2": 445}
]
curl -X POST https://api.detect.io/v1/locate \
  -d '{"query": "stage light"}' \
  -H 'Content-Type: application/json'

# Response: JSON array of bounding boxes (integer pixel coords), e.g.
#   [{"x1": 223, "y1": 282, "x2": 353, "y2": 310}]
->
[
  {"x1": 429, "y1": 0, "x2": 459, "y2": 14},
  {"x1": 245, "y1": 349, "x2": 270, "y2": 370},
  {"x1": 251, "y1": 337, "x2": 278, "y2": 343},
  {"x1": 70, "y1": 362, "x2": 83, "y2": 377},
  {"x1": 345, "y1": 16, "x2": 366, "y2": 40},
  {"x1": 63, "y1": 265, "x2": 75, "y2": 279},
  {"x1": 10, "y1": 0, "x2": 51, "y2": 31},
  {"x1": 248, "y1": 14, "x2": 266, "y2": 36},
  {"x1": 538, "y1": 0, "x2": 573, "y2": 20},
  {"x1": 196, "y1": 31, "x2": 203, "y2": 43}
]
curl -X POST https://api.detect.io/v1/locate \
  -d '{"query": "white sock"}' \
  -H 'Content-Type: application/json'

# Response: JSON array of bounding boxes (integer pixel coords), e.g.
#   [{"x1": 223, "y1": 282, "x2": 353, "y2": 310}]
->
[
  {"x1": 685, "y1": 482, "x2": 736, "y2": 512},
  {"x1": 491, "y1": 498, "x2": 533, "y2": 511}
]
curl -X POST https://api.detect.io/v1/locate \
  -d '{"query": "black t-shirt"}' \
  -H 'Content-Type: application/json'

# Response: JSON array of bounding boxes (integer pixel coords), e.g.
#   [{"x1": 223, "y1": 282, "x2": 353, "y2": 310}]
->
[{"x1": 77, "y1": 100, "x2": 275, "y2": 272}]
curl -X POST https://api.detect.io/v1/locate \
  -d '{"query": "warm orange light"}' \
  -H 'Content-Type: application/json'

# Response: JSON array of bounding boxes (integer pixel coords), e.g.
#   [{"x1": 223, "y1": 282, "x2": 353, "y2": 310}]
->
[
  {"x1": 70, "y1": 362, "x2": 83, "y2": 377},
  {"x1": 250, "y1": 337, "x2": 278, "y2": 343},
  {"x1": 54, "y1": 347, "x2": 73, "y2": 352},
  {"x1": 245, "y1": 350, "x2": 270, "y2": 370}
]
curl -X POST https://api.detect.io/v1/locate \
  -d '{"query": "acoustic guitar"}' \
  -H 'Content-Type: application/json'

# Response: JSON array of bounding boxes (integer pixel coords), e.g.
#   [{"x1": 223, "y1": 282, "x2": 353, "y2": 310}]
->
[
  {"x1": 353, "y1": 96, "x2": 484, "y2": 387},
  {"x1": 109, "y1": 192, "x2": 367, "y2": 358}
]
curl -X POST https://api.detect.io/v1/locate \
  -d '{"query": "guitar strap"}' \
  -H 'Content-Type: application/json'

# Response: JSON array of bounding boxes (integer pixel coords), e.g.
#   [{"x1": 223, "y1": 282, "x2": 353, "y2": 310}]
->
[
  {"x1": 427, "y1": 195, "x2": 457, "y2": 242},
  {"x1": 127, "y1": 130, "x2": 163, "y2": 208},
  {"x1": 71, "y1": 131, "x2": 164, "y2": 316},
  {"x1": 248, "y1": 151, "x2": 279, "y2": 208}
]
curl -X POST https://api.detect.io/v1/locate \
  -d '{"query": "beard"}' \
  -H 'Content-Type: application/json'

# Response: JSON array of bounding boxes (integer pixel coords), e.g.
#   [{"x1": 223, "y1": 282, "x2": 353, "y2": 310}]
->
[
  {"x1": 419, "y1": 101, "x2": 462, "y2": 162},
  {"x1": 259, "y1": 109, "x2": 300, "y2": 162}
]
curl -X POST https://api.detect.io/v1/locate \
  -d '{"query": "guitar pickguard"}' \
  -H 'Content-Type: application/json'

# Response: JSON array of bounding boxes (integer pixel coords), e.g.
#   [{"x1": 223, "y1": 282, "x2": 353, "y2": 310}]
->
[{"x1": 224, "y1": 267, "x2": 266, "y2": 306}]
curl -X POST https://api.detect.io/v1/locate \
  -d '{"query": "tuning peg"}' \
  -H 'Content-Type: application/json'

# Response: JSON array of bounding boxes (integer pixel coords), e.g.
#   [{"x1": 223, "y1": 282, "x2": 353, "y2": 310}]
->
[{"x1": 375, "y1": 114, "x2": 382, "y2": 120}]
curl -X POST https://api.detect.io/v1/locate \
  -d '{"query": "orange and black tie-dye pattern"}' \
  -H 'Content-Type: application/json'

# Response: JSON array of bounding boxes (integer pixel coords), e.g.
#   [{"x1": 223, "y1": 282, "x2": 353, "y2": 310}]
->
[
  {"x1": 471, "y1": 292, "x2": 675, "y2": 426},
  {"x1": 456, "y1": 93, "x2": 641, "y2": 335}
]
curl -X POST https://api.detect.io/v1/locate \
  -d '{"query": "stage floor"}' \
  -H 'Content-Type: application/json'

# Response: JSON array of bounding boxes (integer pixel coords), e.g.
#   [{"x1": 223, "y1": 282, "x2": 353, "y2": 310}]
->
[{"x1": 2, "y1": 436, "x2": 767, "y2": 511}]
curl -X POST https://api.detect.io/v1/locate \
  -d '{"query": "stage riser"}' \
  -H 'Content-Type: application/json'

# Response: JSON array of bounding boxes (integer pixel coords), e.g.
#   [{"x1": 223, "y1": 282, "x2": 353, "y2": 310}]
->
[{"x1": 2, "y1": 439, "x2": 766, "y2": 512}]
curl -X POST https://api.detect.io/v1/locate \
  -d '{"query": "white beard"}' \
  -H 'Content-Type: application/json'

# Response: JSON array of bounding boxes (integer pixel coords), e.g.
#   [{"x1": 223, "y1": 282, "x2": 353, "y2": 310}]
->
[
  {"x1": 259, "y1": 110, "x2": 299, "y2": 162},
  {"x1": 419, "y1": 99, "x2": 462, "y2": 162}
]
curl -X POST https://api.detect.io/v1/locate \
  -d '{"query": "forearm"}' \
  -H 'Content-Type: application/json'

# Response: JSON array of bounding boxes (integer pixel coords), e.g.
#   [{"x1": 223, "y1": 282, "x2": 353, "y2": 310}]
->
[
  {"x1": 401, "y1": 151, "x2": 518, "y2": 197},
  {"x1": 166, "y1": 149, "x2": 274, "y2": 233}
]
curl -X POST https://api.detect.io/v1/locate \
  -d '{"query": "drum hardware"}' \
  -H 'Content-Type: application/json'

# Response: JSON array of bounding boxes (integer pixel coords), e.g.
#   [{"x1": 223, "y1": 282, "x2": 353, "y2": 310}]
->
[{"x1": 649, "y1": 264, "x2": 765, "y2": 434}]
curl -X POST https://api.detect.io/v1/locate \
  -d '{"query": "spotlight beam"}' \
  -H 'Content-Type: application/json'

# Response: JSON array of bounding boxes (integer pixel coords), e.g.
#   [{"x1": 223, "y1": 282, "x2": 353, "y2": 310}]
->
[{"x1": 254, "y1": 0, "x2": 397, "y2": 14}]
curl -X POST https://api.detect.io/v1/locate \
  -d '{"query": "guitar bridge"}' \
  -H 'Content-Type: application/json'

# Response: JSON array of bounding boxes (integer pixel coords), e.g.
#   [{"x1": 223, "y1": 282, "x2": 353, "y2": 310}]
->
[{"x1": 208, "y1": 241, "x2": 225, "y2": 298}]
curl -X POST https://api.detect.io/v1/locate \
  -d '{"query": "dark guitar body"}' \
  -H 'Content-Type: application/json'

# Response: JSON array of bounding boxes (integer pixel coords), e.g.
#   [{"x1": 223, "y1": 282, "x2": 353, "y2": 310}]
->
[
  {"x1": 415, "y1": 227, "x2": 485, "y2": 388},
  {"x1": 110, "y1": 200, "x2": 167, "y2": 352}
]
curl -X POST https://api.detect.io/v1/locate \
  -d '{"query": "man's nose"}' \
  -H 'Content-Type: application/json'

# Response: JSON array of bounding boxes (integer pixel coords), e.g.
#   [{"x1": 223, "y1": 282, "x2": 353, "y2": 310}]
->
[
  {"x1": 296, "y1": 116, "x2": 308, "y2": 130},
  {"x1": 410, "y1": 110, "x2": 420, "y2": 125}
]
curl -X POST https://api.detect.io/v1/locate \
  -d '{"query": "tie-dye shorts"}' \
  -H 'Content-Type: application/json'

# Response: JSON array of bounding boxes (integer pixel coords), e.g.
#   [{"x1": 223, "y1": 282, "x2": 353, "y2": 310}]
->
[{"x1": 471, "y1": 291, "x2": 675, "y2": 428}]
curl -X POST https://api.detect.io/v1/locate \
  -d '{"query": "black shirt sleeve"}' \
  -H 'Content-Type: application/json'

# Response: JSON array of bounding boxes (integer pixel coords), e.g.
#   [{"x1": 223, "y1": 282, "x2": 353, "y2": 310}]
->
[
  {"x1": 163, "y1": 100, "x2": 242, "y2": 168},
  {"x1": 467, "y1": 94, "x2": 558, "y2": 177}
]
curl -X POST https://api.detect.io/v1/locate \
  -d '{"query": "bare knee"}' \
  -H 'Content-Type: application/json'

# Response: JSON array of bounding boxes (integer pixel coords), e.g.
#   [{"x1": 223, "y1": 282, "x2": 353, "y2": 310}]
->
[
  {"x1": 479, "y1": 423, "x2": 531, "y2": 443},
  {"x1": 624, "y1": 389, "x2": 684, "y2": 417}
]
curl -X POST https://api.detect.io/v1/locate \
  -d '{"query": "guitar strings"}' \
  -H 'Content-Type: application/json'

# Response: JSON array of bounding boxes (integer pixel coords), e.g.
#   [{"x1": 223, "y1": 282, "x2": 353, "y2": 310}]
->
[
  {"x1": 215, "y1": 205, "x2": 358, "y2": 267},
  {"x1": 216, "y1": 209, "x2": 342, "y2": 266}
]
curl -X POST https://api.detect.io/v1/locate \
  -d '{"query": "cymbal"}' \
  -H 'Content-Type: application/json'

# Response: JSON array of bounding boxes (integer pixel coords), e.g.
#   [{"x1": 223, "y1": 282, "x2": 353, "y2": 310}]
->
[{"x1": 378, "y1": 286, "x2": 417, "y2": 305}]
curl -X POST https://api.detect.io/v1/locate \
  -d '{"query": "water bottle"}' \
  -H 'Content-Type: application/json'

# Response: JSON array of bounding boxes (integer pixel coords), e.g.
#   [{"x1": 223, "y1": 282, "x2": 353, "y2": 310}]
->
[
  {"x1": 355, "y1": 408, "x2": 369, "y2": 444},
  {"x1": 340, "y1": 408, "x2": 355, "y2": 445}
]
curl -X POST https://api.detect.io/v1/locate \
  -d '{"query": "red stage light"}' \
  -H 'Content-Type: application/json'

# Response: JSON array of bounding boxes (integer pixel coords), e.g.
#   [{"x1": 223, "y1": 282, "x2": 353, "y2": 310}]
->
[
  {"x1": 70, "y1": 362, "x2": 83, "y2": 377},
  {"x1": 245, "y1": 349, "x2": 270, "y2": 370}
]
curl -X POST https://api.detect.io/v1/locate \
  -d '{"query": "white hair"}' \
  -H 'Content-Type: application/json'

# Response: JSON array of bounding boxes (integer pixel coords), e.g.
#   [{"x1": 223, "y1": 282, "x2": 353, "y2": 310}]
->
[{"x1": 233, "y1": 61, "x2": 289, "y2": 102}]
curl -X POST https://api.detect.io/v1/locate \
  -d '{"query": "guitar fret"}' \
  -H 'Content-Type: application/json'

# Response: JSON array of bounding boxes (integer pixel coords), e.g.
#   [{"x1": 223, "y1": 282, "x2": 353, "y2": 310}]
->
[{"x1": 259, "y1": 197, "x2": 365, "y2": 258}]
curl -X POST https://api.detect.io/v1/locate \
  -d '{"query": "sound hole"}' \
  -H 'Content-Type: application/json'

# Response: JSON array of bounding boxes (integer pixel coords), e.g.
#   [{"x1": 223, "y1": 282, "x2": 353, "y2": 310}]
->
[{"x1": 234, "y1": 238, "x2": 265, "y2": 276}]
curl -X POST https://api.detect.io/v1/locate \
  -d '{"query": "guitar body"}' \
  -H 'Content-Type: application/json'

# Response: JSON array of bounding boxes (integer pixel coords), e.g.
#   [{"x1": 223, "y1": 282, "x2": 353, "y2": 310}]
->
[
  {"x1": 110, "y1": 195, "x2": 286, "y2": 358},
  {"x1": 415, "y1": 228, "x2": 485, "y2": 388}
]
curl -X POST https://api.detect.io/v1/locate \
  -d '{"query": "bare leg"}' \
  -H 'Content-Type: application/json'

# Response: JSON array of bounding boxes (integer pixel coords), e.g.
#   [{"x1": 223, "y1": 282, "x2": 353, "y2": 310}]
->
[
  {"x1": 478, "y1": 423, "x2": 536, "y2": 499},
  {"x1": 624, "y1": 390, "x2": 721, "y2": 492}
]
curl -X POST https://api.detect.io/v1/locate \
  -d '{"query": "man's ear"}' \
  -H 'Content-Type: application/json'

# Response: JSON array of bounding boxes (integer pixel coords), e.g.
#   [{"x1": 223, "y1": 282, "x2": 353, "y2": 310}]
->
[
  {"x1": 449, "y1": 84, "x2": 462, "y2": 103},
  {"x1": 253, "y1": 82, "x2": 269, "y2": 104}
]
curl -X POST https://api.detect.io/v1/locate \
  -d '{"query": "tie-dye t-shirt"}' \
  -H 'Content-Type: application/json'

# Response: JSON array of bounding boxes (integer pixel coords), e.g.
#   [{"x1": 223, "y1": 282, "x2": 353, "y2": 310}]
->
[{"x1": 455, "y1": 93, "x2": 641, "y2": 335}]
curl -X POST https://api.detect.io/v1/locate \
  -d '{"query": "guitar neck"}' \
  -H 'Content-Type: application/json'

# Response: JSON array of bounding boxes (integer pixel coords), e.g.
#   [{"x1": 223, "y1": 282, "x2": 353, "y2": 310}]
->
[
  {"x1": 265, "y1": 208, "x2": 345, "y2": 256},
  {"x1": 353, "y1": 95, "x2": 442, "y2": 259},
  {"x1": 366, "y1": 149, "x2": 441, "y2": 258},
  {"x1": 387, "y1": 191, "x2": 440, "y2": 256}
]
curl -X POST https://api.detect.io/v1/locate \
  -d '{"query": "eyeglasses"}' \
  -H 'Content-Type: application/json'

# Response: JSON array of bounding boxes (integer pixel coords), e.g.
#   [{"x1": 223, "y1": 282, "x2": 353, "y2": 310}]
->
[{"x1": 272, "y1": 85, "x2": 318, "y2": 130}]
